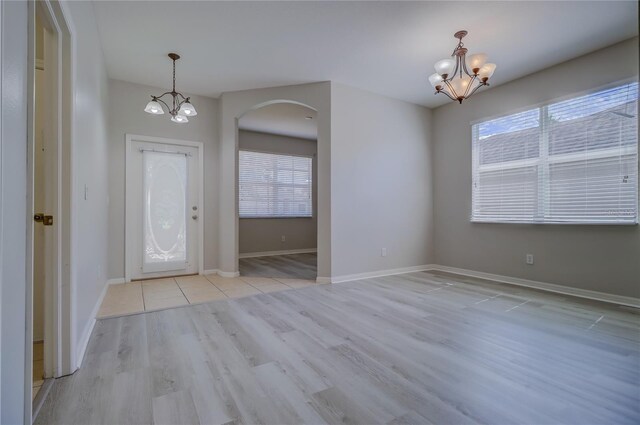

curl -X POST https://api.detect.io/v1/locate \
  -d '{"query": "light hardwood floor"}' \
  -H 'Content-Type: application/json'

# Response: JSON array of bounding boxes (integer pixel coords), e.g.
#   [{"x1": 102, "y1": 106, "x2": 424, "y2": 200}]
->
[
  {"x1": 36, "y1": 270, "x2": 640, "y2": 424},
  {"x1": 239, "y1": 253, "x2": 317, "y2": 280}
]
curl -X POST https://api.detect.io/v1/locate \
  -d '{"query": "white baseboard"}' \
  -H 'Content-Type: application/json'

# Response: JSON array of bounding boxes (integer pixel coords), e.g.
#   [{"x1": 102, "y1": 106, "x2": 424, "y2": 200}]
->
[
  {"x1": 202, "y1": 269, "x2": 218, "y2": 275},
  {"x1": 77, "y1": 280, "x2": 110, "y2": 369},
  {"x1": 218, "y1": 270, "x2": 240, "y2": 278},
  {"x1": 107, "y1": 277, "x2": 125, "y2": 285},
  {"x1": 427, "y1": 264, "x2": 640, "y2": 308},
  {"x1": 239, "y1": 248, "x2": 317, "y2": 259},
  {"x1": 330, "y1": 264, "x2": 433, "y2": 284},
  {"x1": 316, "y1": 276, "x2": 332, "y2": 284}
]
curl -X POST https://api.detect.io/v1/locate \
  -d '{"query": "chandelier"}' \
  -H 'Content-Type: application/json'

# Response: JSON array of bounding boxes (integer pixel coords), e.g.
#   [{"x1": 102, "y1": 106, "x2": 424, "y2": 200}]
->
[
  {"x1": 429, "y1": 31, "x2": 496, "y2": 104},
  {"x1": 144, "y1": 53, "x2": 197, "y2": 123}
]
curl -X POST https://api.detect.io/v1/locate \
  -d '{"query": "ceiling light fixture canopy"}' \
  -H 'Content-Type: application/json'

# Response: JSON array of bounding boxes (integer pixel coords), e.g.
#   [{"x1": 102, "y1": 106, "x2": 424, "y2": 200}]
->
[
  {"x1": 144, "y1": 53, "x2": 197, "y2": 123},
  {"x1": 429, "y1": 31, "x2": 496, "y2": 104}
]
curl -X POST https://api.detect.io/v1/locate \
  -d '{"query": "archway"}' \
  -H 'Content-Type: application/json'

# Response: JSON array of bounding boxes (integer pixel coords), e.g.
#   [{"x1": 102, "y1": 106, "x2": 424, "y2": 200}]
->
[
  {"x1": 218, "y1": 83, "x2": 331, "y2": 282},
  {"x1": 236, "y1": 102, "x2": 318, "y2": 280}
]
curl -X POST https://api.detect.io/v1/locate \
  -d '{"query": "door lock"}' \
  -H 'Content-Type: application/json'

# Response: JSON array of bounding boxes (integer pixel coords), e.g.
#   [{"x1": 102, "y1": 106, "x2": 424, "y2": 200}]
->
[{"x1": 34, "y1": 213, "x2": 54, "y2": 226}]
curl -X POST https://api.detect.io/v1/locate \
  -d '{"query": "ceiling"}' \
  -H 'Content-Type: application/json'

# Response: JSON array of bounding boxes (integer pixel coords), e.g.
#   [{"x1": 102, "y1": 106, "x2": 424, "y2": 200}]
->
[
  {"x1": 92, "y1": 1, "x2": 638, "y2": 108},
  {"x1": 239, "y1": 102, "x2": 318, "y2": 140}
]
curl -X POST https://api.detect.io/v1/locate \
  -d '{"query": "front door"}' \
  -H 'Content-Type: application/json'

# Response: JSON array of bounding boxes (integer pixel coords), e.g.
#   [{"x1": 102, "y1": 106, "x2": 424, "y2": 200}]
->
[{"x1": 126, "y1": 137, "x2": 201, "y2": 280}]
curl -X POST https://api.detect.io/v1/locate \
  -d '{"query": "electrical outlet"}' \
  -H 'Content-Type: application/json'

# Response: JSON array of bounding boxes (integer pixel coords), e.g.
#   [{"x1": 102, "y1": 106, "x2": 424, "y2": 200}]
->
[
  {"x1": 381, "y1": 248, "x2": 387, "y2": 257},
  {"x1": 526, "y1": 254, "x2": 534, "y2": 265},
  {"x1": 281, "y1": 235, "x2": 286, "y2": 242}
]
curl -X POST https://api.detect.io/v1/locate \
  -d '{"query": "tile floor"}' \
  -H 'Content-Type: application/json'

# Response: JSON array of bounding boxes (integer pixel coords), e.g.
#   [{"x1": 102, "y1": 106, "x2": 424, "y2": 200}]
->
[
  {"x1": 33, "y1": 341, "x2": 44, "y2": 400},
  {"x1": 97, "y1": 274, "x2": 320, "y2": 319}
]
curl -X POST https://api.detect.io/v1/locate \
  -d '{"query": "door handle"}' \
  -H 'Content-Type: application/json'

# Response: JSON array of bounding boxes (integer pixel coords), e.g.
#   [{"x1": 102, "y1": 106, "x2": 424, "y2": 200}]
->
[{"x1": 34, "y1": 213, "x2": 54, "y2": 226}]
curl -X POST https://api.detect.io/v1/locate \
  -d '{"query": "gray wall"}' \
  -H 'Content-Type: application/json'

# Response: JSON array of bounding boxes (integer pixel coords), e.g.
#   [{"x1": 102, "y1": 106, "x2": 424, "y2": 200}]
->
[
  {"x1": 432, "y1": 37, "x2": 640, "y2": 298},
  {"x1": 69, "y1": 0, "x2": 111, "y2": 367},
  {"x1": 238, "y1": 130, "x2": 317, "y2": 254},
  {"x1": 107, "y1": 79, "x2": 220, "y2": 278},
  {"x1": 331, "y1": 83, "x2": 434, "y2": 277}
]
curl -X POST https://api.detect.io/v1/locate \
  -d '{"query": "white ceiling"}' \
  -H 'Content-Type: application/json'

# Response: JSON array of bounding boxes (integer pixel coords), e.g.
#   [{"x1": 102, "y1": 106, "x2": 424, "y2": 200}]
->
[
  {"x1": 92, "y1": 1, "x2": 638, "y2": 108},
  {"x1": 239, "y1": 102, "x2": 318, "y2": 140}
]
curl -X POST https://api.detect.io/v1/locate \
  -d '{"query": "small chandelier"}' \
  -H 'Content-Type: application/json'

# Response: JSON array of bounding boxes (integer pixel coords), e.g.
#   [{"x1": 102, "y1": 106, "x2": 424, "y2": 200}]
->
[
  {"x1": 144, "y1": 53, "x2": 197, "y2": 123},
  {"x1": 429, "y1": 31, "x2": 496, "y2": 104}
]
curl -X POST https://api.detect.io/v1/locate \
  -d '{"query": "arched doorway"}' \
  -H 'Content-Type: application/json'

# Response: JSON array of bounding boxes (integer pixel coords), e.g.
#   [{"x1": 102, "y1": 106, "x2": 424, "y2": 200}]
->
[{"x1": 236, "y1": 102, "x2": 318, "y2": 280}]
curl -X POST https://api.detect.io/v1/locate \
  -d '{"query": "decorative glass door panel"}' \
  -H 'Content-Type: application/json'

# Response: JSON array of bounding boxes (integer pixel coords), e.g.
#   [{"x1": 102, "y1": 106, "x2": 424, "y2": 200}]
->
[
  {"x1": 142, "y1": 151, "x2": 188, "y2": 272},
  {"x1": 126, "y1": 137, "x2": 200, "y2": 281}
]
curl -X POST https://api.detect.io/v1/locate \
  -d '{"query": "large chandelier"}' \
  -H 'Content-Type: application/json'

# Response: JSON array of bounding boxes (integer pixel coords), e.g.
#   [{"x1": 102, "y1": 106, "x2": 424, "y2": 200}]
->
[
  {"x1": 144, "y1": 53, "x2": 197, "y2": 123},
  {"x1": 429, "y1": 31, "x2": 496, "y2": 104}
]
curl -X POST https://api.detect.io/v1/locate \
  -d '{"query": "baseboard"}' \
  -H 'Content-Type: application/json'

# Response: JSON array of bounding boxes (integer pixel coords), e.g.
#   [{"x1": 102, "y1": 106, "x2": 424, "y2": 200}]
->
[
  {"x1": 218, "y1": 270, "x2": 240, "y2": 278},
  {"x1": 107, "y1": 277, "x2": 125, "y2": 285},
  {"x1": 427, "y1": 264, "x2": 640, "y2": 308},
  {"x1": 77, "y1": 280, "x2": 110, "y2": 369},
  {"x1": 316, "y1": 276, "x2": 332, "y2": 284},
  {"x1": 239, "y1": 248, "x2": 317, "y2": 259},
  {"x1": 330, "y1": 264, "x2": 434, "y2": 284},
  {"x1": 202, "y1": 269, "x2": 219, "y2": 275}
]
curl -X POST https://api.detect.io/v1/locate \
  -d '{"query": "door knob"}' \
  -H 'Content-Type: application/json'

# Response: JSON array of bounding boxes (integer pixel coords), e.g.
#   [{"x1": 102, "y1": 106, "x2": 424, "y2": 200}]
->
[{"x1": 34, "y1": 213, "x2": 53, "y2": 226}]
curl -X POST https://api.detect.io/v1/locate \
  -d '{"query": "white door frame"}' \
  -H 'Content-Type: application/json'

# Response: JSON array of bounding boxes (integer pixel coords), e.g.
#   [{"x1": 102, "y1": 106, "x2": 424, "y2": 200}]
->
[
  {"x1": 125, "y1": 134, "x2": 205, "y2": 282},
  {"x1": 25, "y1": 0, "x2": 74, "y2": 422}
]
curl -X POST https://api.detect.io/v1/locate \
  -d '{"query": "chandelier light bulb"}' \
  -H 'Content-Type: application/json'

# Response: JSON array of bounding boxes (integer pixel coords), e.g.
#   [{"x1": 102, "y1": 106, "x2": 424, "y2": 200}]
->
[
  {"x1": 478, "y1": 63, "x2": 497, "y2": 81},
  {"x1": 179, "y1": 100, "x2": 198, "y2": 116},
  {"x1": 428, "y1": 73, "x2": 443, "y2": 90},
  {"x1": 144, "y1": 100, "x2": 164, "y2": 115},
  {"x1": 434, "y1": 59, "x2": 456, "y2": 78},
  {"x1": 171, "y1": 114, "x2": 189, "y2": 124},
  {"x1": 466, "y1": 53, "x2": 488, "y2": 74}
]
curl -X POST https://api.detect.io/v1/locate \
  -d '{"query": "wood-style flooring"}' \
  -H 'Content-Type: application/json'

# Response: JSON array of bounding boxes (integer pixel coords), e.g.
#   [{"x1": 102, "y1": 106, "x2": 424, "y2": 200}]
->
[
  {"x1": 36, "y1": 270, "x2": 640, "y2": 424},
  {"x1": 239, "y1": 253, "x2": 317, "y2": 280}
]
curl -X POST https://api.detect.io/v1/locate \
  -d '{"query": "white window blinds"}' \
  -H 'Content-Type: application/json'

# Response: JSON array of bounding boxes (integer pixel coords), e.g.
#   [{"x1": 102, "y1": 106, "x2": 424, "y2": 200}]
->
[
  {"x1": 239, "y1": 150, "x2": 313, "y2": 218},
  {"x1": 472, "y1": 82, "x2": 638, "y2": 224}
]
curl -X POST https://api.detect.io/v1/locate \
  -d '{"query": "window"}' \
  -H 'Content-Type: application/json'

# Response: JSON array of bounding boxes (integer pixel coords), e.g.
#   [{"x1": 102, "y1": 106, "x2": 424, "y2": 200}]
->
[
  {"x1": 239, "y1": 150, "x2": 313, "y2": 218},
  {"x1": 472, "y1": 82, "x2": 638, "y2": 224}
]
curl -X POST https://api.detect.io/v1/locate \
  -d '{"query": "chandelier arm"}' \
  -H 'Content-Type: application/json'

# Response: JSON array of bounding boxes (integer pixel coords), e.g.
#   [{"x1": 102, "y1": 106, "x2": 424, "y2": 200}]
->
[
  {"x1": 443, "y1": 79, "x2": 459, "y2": 100},
  {"x1": 437, "y1": 89, "x2": 458, "y2": 102},
  {"x1": 466, "y1": 81, "x2": 488, "y2": 99},
  {"x1": 154, "y1": 96, "x2": 171, "y2": 113},
  {"x1": 462, "y1": 75, "x2": 477, "y2": 99},
  {"x1": 155, "y1": 91, "x2": 174, "y2": 99},
  {"x1": 461, "y1": 55, "x2": 473, "y2": 78}
]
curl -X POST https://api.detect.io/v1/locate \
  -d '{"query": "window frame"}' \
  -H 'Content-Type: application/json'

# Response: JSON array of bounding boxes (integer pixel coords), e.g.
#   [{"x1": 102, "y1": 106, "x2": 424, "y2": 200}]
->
[
  {"x1": 238, "y1": 148, "x2": 314, "y2": 219},
  {"x1": 470, "y1": 79, "x2": 639, "y2": 226}
]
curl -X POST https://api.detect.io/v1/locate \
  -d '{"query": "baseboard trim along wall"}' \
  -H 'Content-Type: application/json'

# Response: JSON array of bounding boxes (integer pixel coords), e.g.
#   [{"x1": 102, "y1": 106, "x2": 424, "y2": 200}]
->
[
  {"x1": 427, "y1": 264, "x2": 640, "y2": 309},
  {"x1": 107, "y1": 277, "x2": 125, "y2": 285},
  {"x1": 77, "y1": 280, "x2": 110, "y2": 369},
  {"x1": 330, "y1": 264, "x2": 433, "y2": 284},
  {"x1": 239, "y1": 248, "x2": 318, "y2": 259}
]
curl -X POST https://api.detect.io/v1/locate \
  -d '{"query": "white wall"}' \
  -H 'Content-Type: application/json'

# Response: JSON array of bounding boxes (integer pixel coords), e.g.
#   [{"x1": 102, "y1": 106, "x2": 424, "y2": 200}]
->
[
  {"x1": 0, "y1": 1, "x2": 28, "y2": 422},
  {"x1": 107, "y1": 79, "x2": 219, "y2": 278},
  {"x1": 330, "y1": 83, "x2": 434, "y2": 277},
  {"x1": 432, "y1": 37, "x2": 640, "y2": 298},
  {"x1": 238, "y1": 130, "x2": 317, "y2": 254},
  {"x1": 65, "y1": 0, "x2": 111, "y2": 369}
]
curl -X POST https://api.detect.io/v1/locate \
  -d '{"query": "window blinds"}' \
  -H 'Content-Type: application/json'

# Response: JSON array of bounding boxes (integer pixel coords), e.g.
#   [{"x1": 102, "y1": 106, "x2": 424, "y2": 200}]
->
[
  {"x1": 472, "y1": 82, "x2": 638, "y2": 224},
  {"x1": 239, "y1": 150, "x2": 313, "y2": 218}
]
